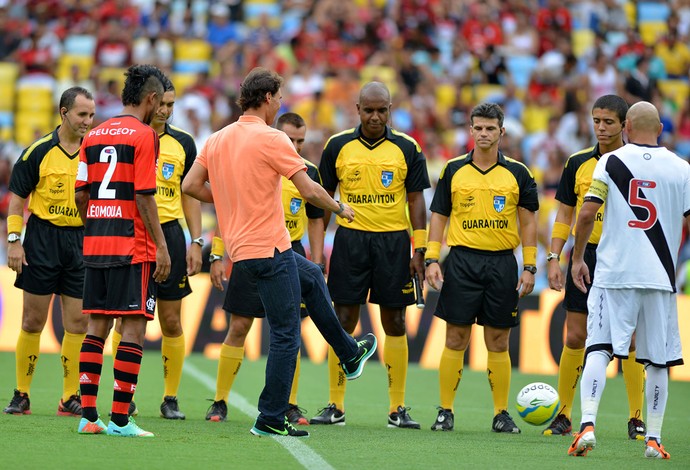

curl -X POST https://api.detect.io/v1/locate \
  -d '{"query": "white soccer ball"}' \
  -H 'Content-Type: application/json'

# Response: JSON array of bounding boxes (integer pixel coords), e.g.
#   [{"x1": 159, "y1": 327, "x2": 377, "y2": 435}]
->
[{"x1": 516, "y1": 382, "x2": 560, "y2": 426}]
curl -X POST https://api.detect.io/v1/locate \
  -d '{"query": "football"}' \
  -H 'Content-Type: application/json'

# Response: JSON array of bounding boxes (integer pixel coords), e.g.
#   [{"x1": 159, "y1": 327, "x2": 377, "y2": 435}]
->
[{"x1": 516, "y1": 382, "x2": 560, "y2": 426}]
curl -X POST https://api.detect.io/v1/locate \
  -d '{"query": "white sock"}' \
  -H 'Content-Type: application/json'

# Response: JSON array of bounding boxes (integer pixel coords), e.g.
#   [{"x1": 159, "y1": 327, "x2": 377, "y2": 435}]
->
[
  {"x1": 645, "y1": 365, "x2": 668, "y2": 442},
  {"x1": 580, "y1": 350, "x2": 611, "y2": 427}
]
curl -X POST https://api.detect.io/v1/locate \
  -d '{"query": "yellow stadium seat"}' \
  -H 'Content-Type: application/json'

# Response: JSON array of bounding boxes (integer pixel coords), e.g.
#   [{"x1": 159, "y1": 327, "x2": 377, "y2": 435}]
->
[
  {"x1": 0, "y1": 84, "x2": 15, "y2": 112},
  {"x1": 460, "y1": 84, "x2": 505, "y2": 107},
  {"x1": 174, "y1": 39, "x2": 212, "y2": 63},
  {"x1": 359, "y1": 65, "x2": 398, "y2": 96},
  {"x1": 435, "y1": 83, "x2": 457, "y2": 111},
  {"x1": 0, "y1": 62, "x2": 19, "y2": 81},
  {"x1": 0, "y1": 62, "x2": 19, "y2": 112},
  {"x1": 57, "y1": 54, "x2": 94, "y2": 81},
  {"x1": 658, "y1": 79, "x2": 690, "y2": 110},
  {"x1": 623, "y1": 1, "x2": 636, "y2": 25},
  {"x1": 98, "y1": 67, "x2": 127, "y2": 90},
  {"x1": 572, "y1": 29, "x2": 595, "y2": 58},
  {"x1": 15, "y1": 112, "x2": 53, "y2": 147},
  {"x1": 17, "y1": 87, "x2": 54, "y2": 113},
  {"x1": 171, "y1": 72, "x2": 199, "y2": 95},
  {"x1": 639, "y1": 21, "x2": 668, "y2": 46}
]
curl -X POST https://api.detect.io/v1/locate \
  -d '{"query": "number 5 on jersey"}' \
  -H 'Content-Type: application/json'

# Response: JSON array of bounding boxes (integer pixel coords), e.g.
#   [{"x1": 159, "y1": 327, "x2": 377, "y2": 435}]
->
[{"x1": 628, "y1": 178, "x2": 657, "y2": 230}]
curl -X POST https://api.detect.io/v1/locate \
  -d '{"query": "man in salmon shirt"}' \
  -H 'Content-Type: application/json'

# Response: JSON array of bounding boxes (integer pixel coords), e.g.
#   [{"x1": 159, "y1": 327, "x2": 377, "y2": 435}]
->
[{"x1": 182, "y1": 67, "x2": 377, "y2": 438}]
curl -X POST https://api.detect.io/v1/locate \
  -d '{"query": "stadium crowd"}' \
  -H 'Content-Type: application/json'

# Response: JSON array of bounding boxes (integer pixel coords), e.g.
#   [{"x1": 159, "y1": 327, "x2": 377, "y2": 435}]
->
[{"x1": 1, "y1": 0, "x2": 690, "y2": 290}]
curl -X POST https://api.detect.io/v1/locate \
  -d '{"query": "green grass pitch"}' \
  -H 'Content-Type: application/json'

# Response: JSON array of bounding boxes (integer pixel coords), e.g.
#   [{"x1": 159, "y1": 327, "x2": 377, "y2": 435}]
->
[{"x1": 1, "y1": 351, "x2": 688, "y2": 469}]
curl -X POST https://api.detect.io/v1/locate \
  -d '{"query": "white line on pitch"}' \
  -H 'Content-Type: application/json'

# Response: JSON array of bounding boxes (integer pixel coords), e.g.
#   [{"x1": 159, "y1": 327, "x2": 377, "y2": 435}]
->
[{"x1": 184, "y1": 361, "x2": 335, "y2": 470}]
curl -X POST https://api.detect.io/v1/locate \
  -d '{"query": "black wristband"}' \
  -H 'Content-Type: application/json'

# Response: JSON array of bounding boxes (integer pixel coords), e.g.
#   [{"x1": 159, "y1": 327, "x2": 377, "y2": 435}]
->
[{"x1": 316, "y1": 263, "x2": 326, "y2": 274}]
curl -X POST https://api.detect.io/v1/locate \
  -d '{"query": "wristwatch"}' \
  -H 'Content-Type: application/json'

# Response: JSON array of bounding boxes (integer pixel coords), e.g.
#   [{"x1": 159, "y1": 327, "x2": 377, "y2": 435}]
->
[
  {"x1": 546, "y1": 252, "x2": 560, "y2": 262},
  {"x1": 334, "y1": 201, "x2": 345, "y2": 215},
  {"x1": 192, "y1": 237, "x2": 205, "y2": 247},
  {"x1": 415, "y1": 247, "x2": 427, "y2": 254},
  {"x1": 209, "y1": 254, "x2": 223, "y2": 263},
  {"x1": 523, "y1": 265, "x2": 537, "y2": 275},
  {"x1": 7, "y1": 233, "x2": 20, "y2": 243},
  {"x1": 424, "y1": 258, "x2": 439, "y2": 268}
]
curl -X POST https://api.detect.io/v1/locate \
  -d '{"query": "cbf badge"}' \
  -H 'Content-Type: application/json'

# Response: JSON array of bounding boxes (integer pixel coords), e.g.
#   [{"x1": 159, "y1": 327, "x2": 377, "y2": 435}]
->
[
  {"x1": 162, "y1": 162, "x2": 175, "y2": 180},
  {"x1": 493, "y1": 195, "x2": 506, "y2": 213},
  {"x1": 290, "y1": 198, "x2": 302, "y2": 215},
  {"x1": 381, "y1": 170, "x2": 394, "y2": 188}
]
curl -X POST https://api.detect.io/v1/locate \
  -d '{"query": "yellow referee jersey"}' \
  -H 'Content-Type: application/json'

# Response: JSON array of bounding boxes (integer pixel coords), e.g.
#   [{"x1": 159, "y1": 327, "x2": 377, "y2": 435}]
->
[
  {"x1": 9, "y1": 128, "x2": 82, "y2": 227},
  {"x1": 281, "y1": 159, "x2": 324, "y2": 242},
  {"x1": 319, "y1": 125, "x2": 430, "y2": 232},
  {"x1": 430, "y1": 150, "x2": 539, "y2": 251},
  {"x1": 555, "y1": 145, "x2": 605, "y2": 244},
  {"x1": 155, "y1": 124, "x2": 197, "y2": 223}
]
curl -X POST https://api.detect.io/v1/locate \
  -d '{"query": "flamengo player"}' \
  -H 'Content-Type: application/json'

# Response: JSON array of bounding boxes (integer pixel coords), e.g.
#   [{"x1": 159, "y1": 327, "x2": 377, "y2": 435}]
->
[
  {"x1": 568, "y1": 101, "x2": 690, "y2": 459},
  {"x1": 74, "y1": 65, "x2": 171, "y2": 438}
]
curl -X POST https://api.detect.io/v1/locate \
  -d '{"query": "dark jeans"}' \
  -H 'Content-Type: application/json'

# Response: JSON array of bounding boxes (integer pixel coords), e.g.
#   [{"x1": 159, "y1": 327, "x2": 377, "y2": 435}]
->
[
  {"x1": 236, "y1": 248, "x2": 357, "y2": 426},
  {"x1": 294, "y1": 251, "x2": 358, "y2": 361}
]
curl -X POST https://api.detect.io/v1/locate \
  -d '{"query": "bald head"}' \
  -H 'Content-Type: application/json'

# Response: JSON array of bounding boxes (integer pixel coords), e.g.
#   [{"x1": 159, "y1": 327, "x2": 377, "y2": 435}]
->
[
  {"x1": 625, "y1": 101, "x2": 662, "y2": 145},
  {"x1": 359, "y1": 81, "x2": 390, "y2": 104}
]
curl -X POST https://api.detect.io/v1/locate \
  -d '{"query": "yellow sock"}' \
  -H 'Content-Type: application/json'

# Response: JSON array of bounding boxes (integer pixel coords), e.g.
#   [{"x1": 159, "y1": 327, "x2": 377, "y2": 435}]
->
[
  {"x1": 328, "y1": 345, "x2": 346, "y2": 411},
  {"x1": 111, "y1": 329, "x2": 122, "y2": 355},
  {"x1": 385, "y1": 334, "x2": 408, "y2": 413},
  {"x1": 557, "y1": 346, "x2": 585, "y2": 419},
  {"x1": 289, "y1": 350, "x2": 301, "y2": 404},
  {"x1": 622, "y1": 351, "x2": 645, "y2": 419},
  {"x1": 15, "y1": 329, "x2": 41, "y2": 395},
  {"x1": 439, "y1": 347, "x2": 465, "y2": 411},
  {"x1": 487, "y1": 351, "x2": 511, "y2": 416},
  {"x1": 61, "y1": 331, "x2": 86, "y2": 401},
  {"x1": 215, "y1": 344, "x2": 244, "y2": 402},
  {"x1": 162, "y1": 333, "x2": 186, "y2": 398}
]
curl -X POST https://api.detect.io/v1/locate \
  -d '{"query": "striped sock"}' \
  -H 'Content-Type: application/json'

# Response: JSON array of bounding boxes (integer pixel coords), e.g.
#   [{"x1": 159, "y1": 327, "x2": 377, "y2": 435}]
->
[
  {"x1": 111, "y1": 341, "x2": 143, "y2": 427},
  {"x1": 79, "y1": 335, "x2": 105, "y2": 422}
]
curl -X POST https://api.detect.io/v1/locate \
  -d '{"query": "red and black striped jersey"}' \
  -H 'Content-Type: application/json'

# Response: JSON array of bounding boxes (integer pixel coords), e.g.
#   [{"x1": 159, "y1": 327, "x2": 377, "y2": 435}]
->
[{"x1": 76, "y1": 115, "x2": 159, "y2": 267}]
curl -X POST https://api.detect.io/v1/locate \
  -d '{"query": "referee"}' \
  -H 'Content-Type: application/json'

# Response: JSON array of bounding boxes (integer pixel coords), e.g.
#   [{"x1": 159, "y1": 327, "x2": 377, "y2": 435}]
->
[
  {"x1": 3, "y1": 87, "x2": 95, "y2": 416},
  {"x1": 426, "y1": 102, "x2": 538, "y2": 434}
]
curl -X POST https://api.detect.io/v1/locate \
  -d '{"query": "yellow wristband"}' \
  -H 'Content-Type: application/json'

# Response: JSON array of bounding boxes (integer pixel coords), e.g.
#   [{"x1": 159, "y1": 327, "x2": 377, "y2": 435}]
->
[
  {"x1": 413, "y1": 229, "x2": 427, "y2": 250},
  {"x1": 522, "y1": 246, "x2": 537, "y2": 266},
  {"x1": 426, "y1": 241, "x2": 441, "y2": 260},
  {"x1": 211, "y1": 236, "x2": 225, "y2": 257},
  {"x1": 7, "y1": 215, "x2": 23, "y2": 234},
  {"x1": 551, "y1": 221, "x2": 571, "y2": 241}
]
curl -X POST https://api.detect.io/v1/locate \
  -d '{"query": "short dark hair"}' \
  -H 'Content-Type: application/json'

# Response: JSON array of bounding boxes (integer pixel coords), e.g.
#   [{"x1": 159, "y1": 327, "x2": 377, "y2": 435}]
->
[
  {"x1": 59, "y1": 86, "x2": 93, "y2": 112},
  {"x1": 161, "y1": 74, "x2": 175, "y2": 93},
  {"x1": 470, "y1": 102, "x2": 504, "y2": 128},
  {"x1": 592, "y1": 94, "x2": 628, "y2": 124},
  {"x1": 237, "y1": 67, "x2": 283, "y2": 112},
  {"x1": 276, "y1": 112, "x2": 305, "y2": 130},
  {"x1": 121, "y1": 64, "x2": 166, "y2": 106}
]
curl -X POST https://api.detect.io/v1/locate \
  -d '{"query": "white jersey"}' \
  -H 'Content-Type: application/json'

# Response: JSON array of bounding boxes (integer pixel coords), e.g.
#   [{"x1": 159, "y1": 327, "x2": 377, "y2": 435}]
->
[{"x1": 584, "y1": 143, "x2": 690, "y2": 291}]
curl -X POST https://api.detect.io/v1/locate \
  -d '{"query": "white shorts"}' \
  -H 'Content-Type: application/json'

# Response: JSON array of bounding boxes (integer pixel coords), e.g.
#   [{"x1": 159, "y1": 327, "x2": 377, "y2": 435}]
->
[{"x1": 586, "y1": 286, "x2": 684, "y2": 368}]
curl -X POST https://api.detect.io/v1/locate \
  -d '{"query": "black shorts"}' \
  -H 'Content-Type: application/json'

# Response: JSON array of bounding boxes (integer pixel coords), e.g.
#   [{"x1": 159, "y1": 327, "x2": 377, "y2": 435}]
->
[
  {"x1": 83, "y1": 262, "x2": 158, "y2": 320},
  {"x1": 223, "y1": 244, "x2": 309, "y2": 319},
  {"x1": 327, "y1": 227, "x2": 414, "y2": 307},
  {"x1": 14, "y1": 215, "x2": 84, "y2": 298},
  {"x1": 564, "y1": 243, "x2": 597, "y2": 314},
  {"x1": 157, "y1": 221, "x2": 192, "y2": 301},
  {"x1": 435, "y1": 246, "x2": 519, "y2": 328}
]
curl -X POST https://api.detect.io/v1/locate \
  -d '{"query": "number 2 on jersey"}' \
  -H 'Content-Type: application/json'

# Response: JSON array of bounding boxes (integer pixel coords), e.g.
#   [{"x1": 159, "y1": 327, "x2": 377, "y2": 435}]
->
[
  {"x1": 99, "y1": 146, "x2": 118, "y2": 199},
  {"x1": 628, "y1": 178, "x2": 657, "y2": 230}
]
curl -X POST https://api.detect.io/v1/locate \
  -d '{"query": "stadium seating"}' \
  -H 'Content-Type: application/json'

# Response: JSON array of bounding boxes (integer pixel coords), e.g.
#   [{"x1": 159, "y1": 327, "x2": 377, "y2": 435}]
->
[
  {"x1": 57, "y1": 54, "x2": 94, "y2": 81},
  {"x1": 0, "y1": 62, "x2": 19, "y2": 113},
  {"x1": 174, "y1": 38, "x2": 212, "y2": 73},
  {"x1": 658, "y1": 79, "x2": 690, "y2": 111}
]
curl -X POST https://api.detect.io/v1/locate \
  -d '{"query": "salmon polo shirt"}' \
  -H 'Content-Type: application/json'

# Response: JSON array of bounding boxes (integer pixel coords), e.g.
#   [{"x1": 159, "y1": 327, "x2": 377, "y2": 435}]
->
[{"x1": 195, "y1": 115, "x2": 307, "y2": 261}]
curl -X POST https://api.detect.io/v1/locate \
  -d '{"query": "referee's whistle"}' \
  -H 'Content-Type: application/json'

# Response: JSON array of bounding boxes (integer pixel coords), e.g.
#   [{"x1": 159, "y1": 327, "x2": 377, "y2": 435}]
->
[{"x1": 413, "y1": 273, "x2": 425, "y2": 309}]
